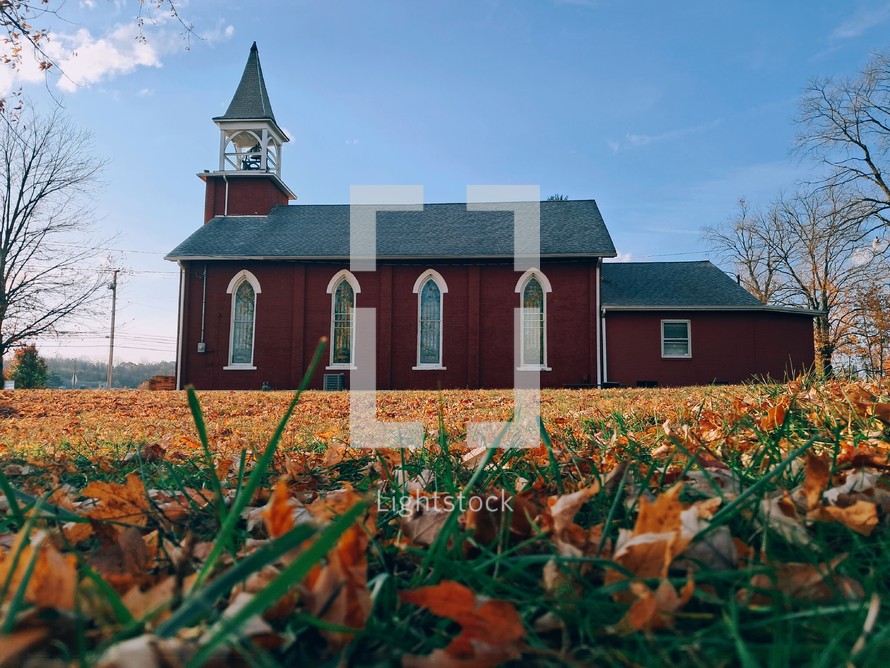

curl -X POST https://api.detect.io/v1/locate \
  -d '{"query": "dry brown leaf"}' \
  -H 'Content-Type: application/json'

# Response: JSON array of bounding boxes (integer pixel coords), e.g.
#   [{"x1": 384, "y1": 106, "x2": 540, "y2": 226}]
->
[
  {"x1": 0, "y1": 529, "x2": 78, "y2": 610},
  {"x1": 88, "y1": 526, "x2": 154, "y2": 592},
  {"x1": 743, "y1": 555, "x2": 864, "y2": 605},
  {"x1": 399, "y1": 493, "x2": 452, "y2": 547},
  {"x1": 263, "y1": 479, "x2": 295, "y2": 539},
  {"x1": 82, "y1": 472, "x2": 152, "y2": 526},
  {"x1": 121, "y1": 573, "x2": 198, "y2": 623},
  {"x1": 808, "y1": 500, "x2": 879, "y2": 536},
  {"x1": 0, "y1": 626, "x2": 49, "y2": 666},
  {"x1": 400, "y1": 581, "x2": 525, "y2": 667},
  {"x1": 872, "y1": 402, "x2": 890, "y2": 425},
  {"x1": 616, "y1": 577, "x2": 695, "y2": 634},
  {"x1": 463, "y1": 491, "x2": 537, "y2": 547},
  {"x1": 802, "y1": 451, "x2": 830, "y2": 510},
  {"x1": 303, "y1": 490, "x2": 376, "y2": 646},
  {"x1": 758, "y1": 492, "x2": 814, "y2": 547},
  {"x1": 608, "y1": 485, "x2": 693, "y2": 586}
]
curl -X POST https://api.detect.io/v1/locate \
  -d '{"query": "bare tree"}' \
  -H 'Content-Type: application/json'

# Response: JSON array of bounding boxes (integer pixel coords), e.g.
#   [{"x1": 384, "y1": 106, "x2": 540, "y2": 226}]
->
[
  {"x1": 705, "y1": 185, "x2": 881, "y2": 377},
  {"x1": 0, "y1": 104, "x2": 108, "y2": 374},
  {"x1": 843, "y1": 279, "x2": 890, "y2": 377},
  {"x1": 797, "y1": 51, "x2": 890, "y2": 231},
  {"x1": 703, "y1": 198, "x2": 780, "y2": 303}
]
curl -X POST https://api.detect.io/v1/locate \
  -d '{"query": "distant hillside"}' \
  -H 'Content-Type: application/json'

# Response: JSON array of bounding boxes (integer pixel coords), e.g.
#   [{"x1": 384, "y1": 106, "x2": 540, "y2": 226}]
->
[{"x1": 45, "y1": 357, "x2": 175, "y2": 389}]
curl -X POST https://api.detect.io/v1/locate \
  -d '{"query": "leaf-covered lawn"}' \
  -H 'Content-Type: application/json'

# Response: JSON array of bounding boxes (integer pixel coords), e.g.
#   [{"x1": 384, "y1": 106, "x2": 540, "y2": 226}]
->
[{"x1": 1, "y1": 378, "x2": 889, "y2": 666}]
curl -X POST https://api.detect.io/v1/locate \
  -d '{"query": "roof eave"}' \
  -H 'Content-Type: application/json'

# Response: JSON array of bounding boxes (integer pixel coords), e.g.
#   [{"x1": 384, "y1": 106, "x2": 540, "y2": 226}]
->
[
  {"x1": 196, "y1": 171, "x2": 297, "y2": 200},
  {"x1": 166, "y1": 252, "x2": 617, "y2": 262},
  {"x1": 601, "y1": 305, "x2": 823, "y2": 316}
]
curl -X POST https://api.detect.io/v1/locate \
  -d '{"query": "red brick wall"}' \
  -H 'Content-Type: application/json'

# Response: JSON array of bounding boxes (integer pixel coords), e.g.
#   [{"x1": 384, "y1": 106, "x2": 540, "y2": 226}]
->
[
  {"x1": 178, "y1": 259, "x2": 601, "y2": 390},
  {"x1": 603, "y1": 311, "x2": 815, "y2": 387},
  {"x1": 202, "y1": 176, "x2": 290, "y2": 222}
]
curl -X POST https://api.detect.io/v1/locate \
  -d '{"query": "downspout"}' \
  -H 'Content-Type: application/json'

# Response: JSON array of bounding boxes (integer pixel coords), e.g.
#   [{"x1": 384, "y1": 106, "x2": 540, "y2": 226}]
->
[
  {"x1": 199, "y1": 264, "x2": 207, "y2": 350},
  {"x1": 595, "y1": 258, "x2": 603, "y2": 387},
  {"x1": 175, "y1": 261, "x2": 186, "y2": 390},
  {"x1": 601, "y1": 306, "x2": 608, "y2": 385},
  {"x1": 223, "y1": 174, "x2": 229, "y2": 216}
]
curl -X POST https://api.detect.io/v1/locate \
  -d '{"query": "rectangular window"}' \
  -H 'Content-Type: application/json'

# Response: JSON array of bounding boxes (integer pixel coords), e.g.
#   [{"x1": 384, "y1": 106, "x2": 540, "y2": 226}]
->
[{"x1": 661, "y1": 320, "x2": 691, "y2": 358}]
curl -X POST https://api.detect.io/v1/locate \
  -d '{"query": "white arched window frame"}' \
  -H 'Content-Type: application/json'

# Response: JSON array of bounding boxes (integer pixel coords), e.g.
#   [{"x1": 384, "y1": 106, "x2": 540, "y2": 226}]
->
[
  {"x1": 224, "y1": 270, "x2": 262, "y2": 370},
  {"x1": 412, "y1": 269, "x2": 448, "y2": 370},
  {"x1": 515, "y1": 269, "x2": 552, "y2": 371},
  {"x1": 326, "y1": 270, "x2": 361, "y2": 369}
]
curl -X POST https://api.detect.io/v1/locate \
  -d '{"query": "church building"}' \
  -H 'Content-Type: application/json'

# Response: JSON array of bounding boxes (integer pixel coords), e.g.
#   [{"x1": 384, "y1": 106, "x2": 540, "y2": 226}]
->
[{"x1": 167, "y1": 44, "x2": 817, "y2": 390}]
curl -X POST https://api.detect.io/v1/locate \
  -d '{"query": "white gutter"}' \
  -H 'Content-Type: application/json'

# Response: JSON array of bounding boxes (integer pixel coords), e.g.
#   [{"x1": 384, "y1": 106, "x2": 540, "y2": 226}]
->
[
  {"x1": 200, "y1": 264, "x2": 207, "y2": 348},
  {"x1": 601, "y1": 305, "x2": 608, "y2": 386},
  {"x1": 165, "y1": 252, "x2": 618, "y2": 262},
  {"x1": 602, "y1": 305, "x2": 824, "y2": 316},
  {"x1": 175, "y1": 261, "x2": 186, "y2": 390},
  {"x1": 595, "y1": 258, "x2": 602, "y2": 387}
]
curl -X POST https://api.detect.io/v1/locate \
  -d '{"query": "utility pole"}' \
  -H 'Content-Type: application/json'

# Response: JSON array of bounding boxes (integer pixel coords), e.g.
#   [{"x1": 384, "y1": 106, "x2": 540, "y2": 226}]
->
[{"x1": 106, "y1": 269, "x2": 119, "y2": 390}]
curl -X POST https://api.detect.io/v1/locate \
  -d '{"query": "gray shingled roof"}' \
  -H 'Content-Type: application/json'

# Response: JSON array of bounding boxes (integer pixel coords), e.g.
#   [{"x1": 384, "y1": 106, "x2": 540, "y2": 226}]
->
[
  {"x1": 166, "y1": 200, "x2": 617, "y2": 260},
  {"x1": 213, "y1": 42, "x2": 277, "y2": 123},
  {"x1": 601, "y1": 261, "x2": 765, "y2": 308}
]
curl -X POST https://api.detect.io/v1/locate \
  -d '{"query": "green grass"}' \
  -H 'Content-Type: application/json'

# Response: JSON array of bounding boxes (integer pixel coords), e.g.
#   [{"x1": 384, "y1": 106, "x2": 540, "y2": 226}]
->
[{"x1": 0, "y1": 365, "x2": 889, "y2": 666}]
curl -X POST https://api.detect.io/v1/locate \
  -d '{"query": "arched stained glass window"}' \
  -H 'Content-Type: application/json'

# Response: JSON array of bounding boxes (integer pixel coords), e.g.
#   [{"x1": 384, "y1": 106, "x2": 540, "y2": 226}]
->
[
  {"x1": 418, "y1": 279, "x2": 442, "y2": 365},
  {"x1": 522, "y1": 277, "x2": 545, "y2": 366},
  {"x1": 231, "y1": 280, "x2": 256, "y2": 365},
  {"x1": 332, "y1": 279, "x2": 355, "y2": 365}
]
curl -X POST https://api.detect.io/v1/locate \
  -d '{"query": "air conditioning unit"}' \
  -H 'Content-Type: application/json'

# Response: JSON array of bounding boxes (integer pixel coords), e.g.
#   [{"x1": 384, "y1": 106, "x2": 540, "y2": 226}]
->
[{"x1": 322, "y1": 373, "x2": 345, "y2": 391}]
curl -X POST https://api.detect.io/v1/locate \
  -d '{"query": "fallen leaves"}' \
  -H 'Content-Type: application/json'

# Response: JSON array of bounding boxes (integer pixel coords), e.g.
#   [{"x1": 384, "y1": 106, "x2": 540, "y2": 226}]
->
[
  {"x1": 0, "y1": 529, "x2": 78, "y2": 610},
  {"x1": 400, "y1": 581, "x2": 526, "y2": 667},
  {"x1": 0, "y1": 378, "x2": 889, "y2": 665}
]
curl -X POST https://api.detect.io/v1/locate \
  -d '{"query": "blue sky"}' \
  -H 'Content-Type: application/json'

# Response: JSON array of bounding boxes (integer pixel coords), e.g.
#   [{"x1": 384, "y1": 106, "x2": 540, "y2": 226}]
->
[{"x1": 3, "y1": 0, "x2": 889, "y2": 362}]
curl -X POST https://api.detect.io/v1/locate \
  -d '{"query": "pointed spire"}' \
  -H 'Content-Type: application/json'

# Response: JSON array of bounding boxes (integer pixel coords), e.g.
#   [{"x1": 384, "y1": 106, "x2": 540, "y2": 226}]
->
[{"x1": 214, "y1": 42, "x2": 278, "y2": 122}]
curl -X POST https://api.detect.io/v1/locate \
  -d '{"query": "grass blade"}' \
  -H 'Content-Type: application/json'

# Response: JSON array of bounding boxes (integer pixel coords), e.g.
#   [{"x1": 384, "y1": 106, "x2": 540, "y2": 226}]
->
[
  {"x1": 192, "y1": 337, "x2": 327, "y2": 590},
  {"x1": 185, "y1": 387, "x2": 227, "y2": 526},
  {"x1": 156, "y1": 523, "x2": 318, "y2": 637},
  {"x1": 187, "y1": 499, "x2": 368, "y2": 667}
]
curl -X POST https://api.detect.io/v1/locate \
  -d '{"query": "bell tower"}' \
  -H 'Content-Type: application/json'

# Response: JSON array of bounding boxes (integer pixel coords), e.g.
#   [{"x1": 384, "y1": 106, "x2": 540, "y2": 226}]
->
[{"x1": 200, "y1": 42, "x2": 296, "y2": 222}]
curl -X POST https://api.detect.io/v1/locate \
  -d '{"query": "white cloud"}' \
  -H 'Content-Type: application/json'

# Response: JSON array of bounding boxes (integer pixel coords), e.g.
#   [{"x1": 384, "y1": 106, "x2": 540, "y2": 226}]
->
[
  {"x1": 628, "y1": 119, "x2": 721, "y2": 148},
  {"x1": 604, "y1": 252, "x2": 634, "y2": 263},
  {"x1": 831, "y1": 4, "x2": 890, "y2": 40},
  {"x1": 609, "y1": 119, "x2": 721, "y2": 152},
  {"x1": 345, "y1": 139, "x2": 360, "y2": 145},
  {"x1": 80, "y1": 0, "x2": 97, "y2": 8},
  {"x1": 137, "y1": 88, "x2": 154, "y2": 96},
  {"x1": 0, "y1": 12, "x2": 234, "y2": 96},
  {"x1": 47, "y1": 25, "x2": 164, "y2": 93}
]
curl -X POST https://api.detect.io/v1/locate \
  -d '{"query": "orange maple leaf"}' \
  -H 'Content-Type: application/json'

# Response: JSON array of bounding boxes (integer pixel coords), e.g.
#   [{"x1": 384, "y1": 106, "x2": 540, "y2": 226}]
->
[
  {"x1": 400, "y1": 581, "x2": 525, "y2": 667},
  {"x1": 263, "y1": 479, "x2": 295, "y2": 539},
  {"x1": 81, "y1": 472, "x2": 152, "y2": 526}
]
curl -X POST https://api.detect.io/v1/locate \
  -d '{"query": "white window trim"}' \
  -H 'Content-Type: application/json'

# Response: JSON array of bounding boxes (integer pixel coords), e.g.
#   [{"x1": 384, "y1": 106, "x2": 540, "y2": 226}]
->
[
  {"x1": 326, "y1": 270, "x2": 361, "y2": 369},
  {"x1": 413, "y1": 269, "x2": 448, "y2": 369},
  {"x1": 226, "y1": 271, "x2": 261, "y2": 368},
  {"x1": 515, "y1": 269, "x2": 551, "y2": 370},
  {"x1": 661, "y1": 319, "x2": 692, "y2": 358}
]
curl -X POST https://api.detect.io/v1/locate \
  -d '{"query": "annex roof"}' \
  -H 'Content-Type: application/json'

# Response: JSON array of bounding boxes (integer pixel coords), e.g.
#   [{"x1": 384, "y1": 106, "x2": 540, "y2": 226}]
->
[
  {"x1": 601, "y1": 261, "x2": 818, "y2": 315},
  {"x1": 213, "y1": 42, "x2": 279, "y2": 126},
  {"x1": 166, "y1": 199, "x2": 617, "y2": 261}
]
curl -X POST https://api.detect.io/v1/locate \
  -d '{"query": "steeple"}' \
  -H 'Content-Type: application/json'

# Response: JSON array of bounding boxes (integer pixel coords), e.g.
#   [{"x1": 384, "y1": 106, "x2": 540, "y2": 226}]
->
[
  {"x1": 213, "y1": 42, "x2": 289, "y2": 175},
  {"x1": 200, "y1": 42, "x2": 295, "y2": 223},
  {"x1": 215, "y1": 42, "x2": 279, "y2": 125}
]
